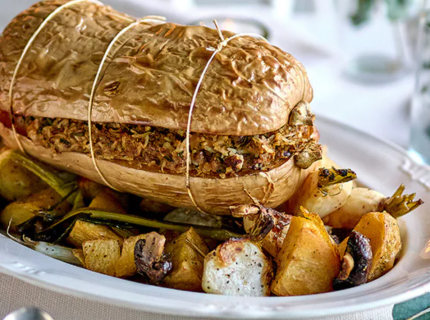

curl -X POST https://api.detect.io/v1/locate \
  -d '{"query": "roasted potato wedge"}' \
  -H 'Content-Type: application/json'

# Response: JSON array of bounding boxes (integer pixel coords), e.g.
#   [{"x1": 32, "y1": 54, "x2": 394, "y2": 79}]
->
[
  {"x1": 288, "y1": 169, "x2": 354, "y2": 218},
  {"x1": 89, "y1": 189, "x2": 127, "y2": 214},
  {"x1": 324, "y1": 188, "x2": 385, "y2": 229},
  {"x1": 0, "y1": 188, "x2": 70, "y2": 231},
  {"x1": 339, "y1": 212, "x2": 401, "y2": 281},
  {"x1": 67, "y1": 220, "x2": 124, "y2": 248},
  {"x1": 82, "y1": 239, "x2": 121, "y2": 276},
  {"x1": 162, "y1": 228, "x2": 209, "y2": 291},
  {"x1": 271, "y1": 212, "x2": 340, "y2": 296},
  {"x1": 202, "y1": 238, "x2": 273, "y2": 296},
  {"x1": 0, "y1": 155, "x2": 47, "y2": 202},
  {"x1": 115, "y1": 234, "x2": 147, "y2": 278},
  {"x1": 72, "y1": 249, "x2": 86, "y2": 267}
]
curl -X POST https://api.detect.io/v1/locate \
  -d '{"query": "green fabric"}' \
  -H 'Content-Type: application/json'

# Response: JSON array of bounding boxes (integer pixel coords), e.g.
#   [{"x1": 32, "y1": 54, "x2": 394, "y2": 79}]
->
[{"x1": 393, "y1": 293, "x2": 430, "y2": 320}]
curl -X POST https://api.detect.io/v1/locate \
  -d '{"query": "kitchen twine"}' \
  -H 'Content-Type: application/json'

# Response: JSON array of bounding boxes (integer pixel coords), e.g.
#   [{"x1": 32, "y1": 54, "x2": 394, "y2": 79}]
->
[
  {"x1": 9, "y1": 0, "x2": 274, "y2": 210},
  {"x1": 9, "y1": 0, "x2": 107, "y2": 154}
]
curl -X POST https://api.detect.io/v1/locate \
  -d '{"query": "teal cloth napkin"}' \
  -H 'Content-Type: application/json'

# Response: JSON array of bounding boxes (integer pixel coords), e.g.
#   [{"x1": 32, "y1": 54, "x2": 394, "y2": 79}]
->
[{"x1": 393, "y1": 294, "x2": 430, "y2": 320}]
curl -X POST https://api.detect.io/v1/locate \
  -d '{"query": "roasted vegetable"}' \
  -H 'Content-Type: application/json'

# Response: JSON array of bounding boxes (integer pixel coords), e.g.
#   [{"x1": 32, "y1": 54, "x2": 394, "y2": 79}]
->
[
  {"x1": 271, "y1": 211, "x2": 340, "y2": 296},
  {"x1": 0, "y1": 188, "x2": 70, "y2": 231},
  {"x1": 164, "y1": 208, "x2": 223, "y2": 228},
  {"x1": 46, "y1": 208, "x2": 243, "y2": 241},
  {"x1": 202, "y1": 238, "x2": 273, "y2": 296},
  {"x1": 89, "y1": 189, "x2": 127, "y2": 215},
  {"x1": 0, "y1": 149, "x2": 76, "y2": 199},
  {"x1": 9, "y1": 235, "x2": 83, "y2": 266},
  {"x1": 339, "y1": 212, "x2": 402, "y2": 281},
  {"x1": 288, "y1": 167, "x2": 356, "y2": 218},
  {"x1": 163, "y1": 228, "x2": 209, "y2": 292},
  {"x1": 0, "y1": 149, "x2": 47, "y2": 201},
  {"x1": 66, "y1": 220, "x2": 123, "y2": 248},
  {"x1": 134, "y1": 232, "x2": 172, "y2": 284},
  {"x1": 333, "y1": 231, "x2": 373, "y2": 290},
  {"x1": 115, "y1": 234, "x2": 147, "y2": 278},
  {"x1": 232, "y1": 203, "x2": 291, "y2": 258},
  {"x1": 82, "y1": 239, "x2": 121, "y2": 276},
  {"x1": 324, "y1": 185, "x2": 423, "y2": 229}
]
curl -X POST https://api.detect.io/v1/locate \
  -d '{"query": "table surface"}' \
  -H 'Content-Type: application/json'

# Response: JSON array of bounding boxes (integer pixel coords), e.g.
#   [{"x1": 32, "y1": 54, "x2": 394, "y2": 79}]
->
[{"x1": 0, "y1": 1, "x2": 424, "y2": 320}]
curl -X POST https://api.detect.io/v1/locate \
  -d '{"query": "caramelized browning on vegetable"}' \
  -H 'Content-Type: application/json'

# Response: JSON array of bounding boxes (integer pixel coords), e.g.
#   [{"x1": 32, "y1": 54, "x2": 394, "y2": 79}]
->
[
  {"x1": 318, "y1": 167, "x2": 357, "y2": 188},
  {"x1": 134, "y1": 232, "x2": 172, "y2": 284}
]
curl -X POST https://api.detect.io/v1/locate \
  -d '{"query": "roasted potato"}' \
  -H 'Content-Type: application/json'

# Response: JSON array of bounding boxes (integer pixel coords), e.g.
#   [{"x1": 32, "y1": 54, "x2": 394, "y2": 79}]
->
[
  {"x1": 82, "y1": 239, "x2": 121, "y2": 276},
  {"x1": 338, "y1": 212, "x2": 402, "y2": 281},
  {"x1": 89, "y1": 189, "x2": 127, "y2": 214},
  {"x1": 271, "y1": 212, "x2": 340, "y2": 296},
  {"x1": 288, "y1": 168, "x2": 355, "y2": 218},
  {"x1": 202, "y1": 238, "x2": 273, "y2": 296},
  {"x1": 0, "y1": 188, "x2": 70, "y2": 231},
  {"x1": 115, "y1": 234, "x2": 147, "y2": 278},
  {"x1": 0, "y1": 154, "x2": 47, "y2": 202},
  {"x1": 67, "y1": 220, "x2": 124, "y2": 248},
  {"x1": 324, "y1": 185, "x2": 422, "y2": 230},
  {"x1": 72, "y1": 249, "x2": 86, "y2": 267},
  {"x1": 163, "y1": 228, "x2": 209, "y2": 291}
]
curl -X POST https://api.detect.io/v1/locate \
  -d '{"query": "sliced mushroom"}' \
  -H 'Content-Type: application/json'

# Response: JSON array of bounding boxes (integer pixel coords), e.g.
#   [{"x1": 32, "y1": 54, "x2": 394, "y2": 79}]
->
[
  {"x1": 134, "y1": 232, "x2": 172, "y2": 284},
  {"x1": 333, "y1": 230, "x2": 373, "y2": 290}
]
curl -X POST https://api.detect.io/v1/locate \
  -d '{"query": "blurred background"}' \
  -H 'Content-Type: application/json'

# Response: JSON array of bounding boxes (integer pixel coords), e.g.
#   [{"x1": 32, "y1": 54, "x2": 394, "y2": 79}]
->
[{"x1": 0, "y1": 0, "x2": 429, "y2": 163}]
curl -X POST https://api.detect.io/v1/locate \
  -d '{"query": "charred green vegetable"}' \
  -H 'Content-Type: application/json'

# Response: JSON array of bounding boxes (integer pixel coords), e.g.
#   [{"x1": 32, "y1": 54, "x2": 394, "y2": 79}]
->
[{"x1": 42, "y1": 208, "x2": 244, "y2": 241}]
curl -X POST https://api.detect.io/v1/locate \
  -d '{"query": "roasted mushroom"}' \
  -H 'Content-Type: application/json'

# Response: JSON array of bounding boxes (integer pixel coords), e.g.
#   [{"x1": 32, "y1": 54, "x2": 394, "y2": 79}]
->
[
  {"x1": 134, "y1": 232, "x2": 172, "y2": 284},
  {"x1": 333, "y1": 230, "x2": 373, "y2": 290}
]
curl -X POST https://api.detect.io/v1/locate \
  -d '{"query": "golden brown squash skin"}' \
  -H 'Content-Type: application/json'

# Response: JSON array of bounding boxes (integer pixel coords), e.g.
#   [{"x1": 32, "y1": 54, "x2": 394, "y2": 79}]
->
[
  {"x1": 0, "y1": 124, "x2": 304, "y2": 214},
  {"x1": 0, "y1": 1, "x2": 316, "y2": 214}
]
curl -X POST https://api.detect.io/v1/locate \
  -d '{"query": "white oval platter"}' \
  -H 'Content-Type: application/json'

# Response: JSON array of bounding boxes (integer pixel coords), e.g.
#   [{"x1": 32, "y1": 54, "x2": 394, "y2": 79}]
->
[{"x1": 0, "y1": 115, "x2": 429, "y2": 319}]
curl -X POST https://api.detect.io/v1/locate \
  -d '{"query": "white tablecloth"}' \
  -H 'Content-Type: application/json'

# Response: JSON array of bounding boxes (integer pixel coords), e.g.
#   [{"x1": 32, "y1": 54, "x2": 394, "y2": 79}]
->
[{"x1": 0, "y1": 1, "x2": 415, "y2": 319}]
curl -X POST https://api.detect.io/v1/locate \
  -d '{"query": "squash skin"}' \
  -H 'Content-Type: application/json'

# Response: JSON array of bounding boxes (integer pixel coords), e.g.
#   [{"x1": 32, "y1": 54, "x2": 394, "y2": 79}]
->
[{"x1": 0, "y1": 124, "x2": 304, "y2": 214}]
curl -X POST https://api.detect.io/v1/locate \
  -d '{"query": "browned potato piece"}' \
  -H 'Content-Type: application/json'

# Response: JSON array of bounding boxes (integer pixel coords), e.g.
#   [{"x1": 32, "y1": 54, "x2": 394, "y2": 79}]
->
[
  {"x1": 72, "y1": 249, "x2": 86, "y2": 267},
  {"x1": 0, "y1": 188, "x2": 70, "y2": 231},
  {"x1": 163, "y1": 228, "x2": 209, "y2": 292},
  {"x1": 67, "y1": 220, "x2": 124, "y2": 248},
  {"x1": 89, "y1": 189, "x2": 127, "y2": 214},
  {"x1": 115, "y1": 234, "x2": 147, "y2": 278},
  {"x1": 82, "y1": 239, "x2": 121, "y2": 276},
  {"x1": 78, "y1": 178, "x2": 105, "y2": 199},
  {"x1": 338, "y1": 212, "x2": 401, "y2": 281},
  {"x1": 202, "y1": 238, "x2": 273, "y2": 296},
  {"x1": 0, "y1": 157, "x2": 47, "y2": 201},
  {"x1": 271, "y1": 212, "x2": 340, "y2": 296}
]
